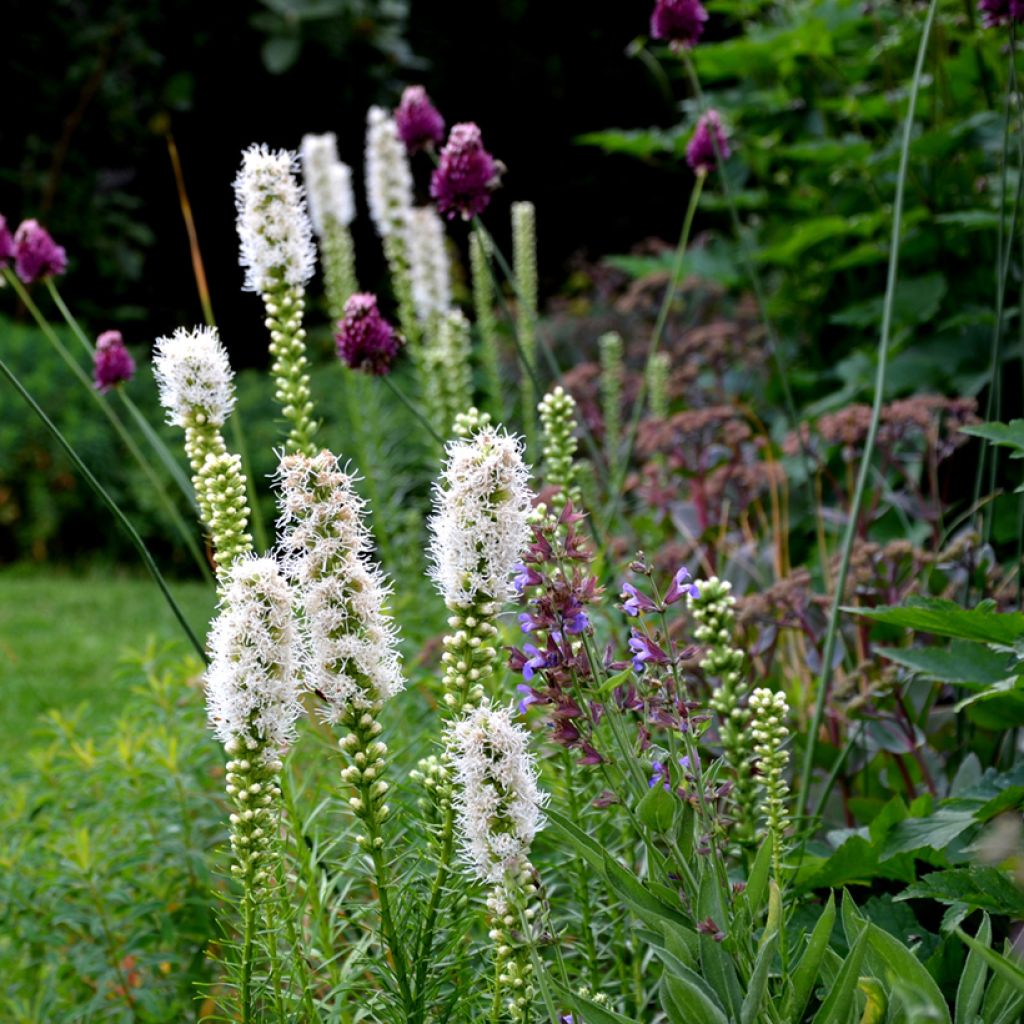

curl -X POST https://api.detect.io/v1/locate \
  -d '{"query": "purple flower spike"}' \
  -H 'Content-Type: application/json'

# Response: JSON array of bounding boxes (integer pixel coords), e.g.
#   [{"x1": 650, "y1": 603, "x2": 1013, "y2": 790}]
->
[
  {"x1": 665, "y1": 566, "x2": 700, "y2": 605},
  {"x1": 92, "y1": 330, "x2": 136, "y2": 393},
  {"x1": 336, "y1": 293, "x2": 401, "y2": 375},
  {"x1": 430, "y1": 123, "x2": 503, "y2": 221},
  {"x1": 0, "y1": 216, "x2": 15, "y2": 268},
  {"x1": 621, "y1": 581, "x2": 656, "y2": 616},
  {"x1": 519, "y1": 611, "x2": 541, "y2": 634},
  {"x1": 13, "y1": 219, "x2": 67, "y2": 284},
  {"x1": 686, "y1": 110, "x2": 731, "y2": 176},
  {"x1": 563, "y1": 610, "x2": 590, "y2": 635},
  {"x1": 519, "y1": 643, "x2": 550, "y2": 681},
  {"x1": 396, "y1": 85, "x2": 446, "y2": 152},
  {"x1": 979, "y1": 0, "x2": 1024, "y2": 25},
  {"x1": 650, "y1": 0, "x2": 708, "y2": 51}
]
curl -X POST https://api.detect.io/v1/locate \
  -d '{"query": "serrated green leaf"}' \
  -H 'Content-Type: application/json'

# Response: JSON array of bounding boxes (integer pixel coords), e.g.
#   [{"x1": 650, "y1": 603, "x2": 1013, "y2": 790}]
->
[
  {"x1": 851, "y1": 599, "x2": 1024, "y2": 646},
  {"x1": 875, "y1": 641, "x2": 1018, "y2": 687}
]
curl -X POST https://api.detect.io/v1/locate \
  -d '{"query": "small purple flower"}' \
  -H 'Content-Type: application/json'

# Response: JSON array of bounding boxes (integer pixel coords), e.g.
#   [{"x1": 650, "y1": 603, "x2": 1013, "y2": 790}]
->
[
  {"x1": 430, "y1": 123, "x2": 503, "y2": 221},
  {"x1": 512, "y1": 562, "x2": 541, "y2": 594},
  {"x1": 0, "y1": 215, "x2": 15, "y2": 268},
  {"x1": 516, "y1": 684, "x2": 542, "y2": 715},
  {"x1": 686, "y1": 110, "x2": 730, "y2": 176},
  {"x1": 92, "y1": 330, "x2": 136, "y2": 393},
  {"x1": 519, "y1": 611, "x2": 541, "y2": 634},
  {"x1": 665, "y1": 566, "x2": 700, "y2": 605},
  {"x1": 621, "y1": 581, "x2": 656, "y2": 616},
  {"x1": 578, "y1": 743, "x2": 604, "y2": 766},
  {"x1": 650, "y1": 0, "x2": 708, "y2": 51},
  {"x1": 679, "y1": 752, "x2": 701, "y2": 775},
  {"x1": 979, "y1": 0, "x2": 1024, "y2": 25},
  {"x1": 563, "y1": 609, "x2": 590, "y2": 635},
  {"x1": 629, "y1": 630, "x2": 668, "y2": 673},
  {"x1": 396, "y1": 85, "x2": 446, "y2": 152},
  {"x1": 520, "y1": 643, "x2": 549, "y2": 681},
  {"x1": 335, "y1": 293, "x2": 401, "y2": 375},
  {"x1": 649, "y1": 760, "x2": 672, "y2": 791},
  {"x1": 13, "y1": 219, "x2": 67, "y2": 284}
]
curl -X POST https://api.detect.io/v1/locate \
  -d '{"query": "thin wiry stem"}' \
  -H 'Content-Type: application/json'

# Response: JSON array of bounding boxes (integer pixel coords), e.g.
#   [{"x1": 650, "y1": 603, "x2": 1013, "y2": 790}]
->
[
  {"x1": 795, "y1": 0, "x2": 939, "y2": 825},
  {"x1": 0, "y1": 354, "x2": 207, "y2": 662}
]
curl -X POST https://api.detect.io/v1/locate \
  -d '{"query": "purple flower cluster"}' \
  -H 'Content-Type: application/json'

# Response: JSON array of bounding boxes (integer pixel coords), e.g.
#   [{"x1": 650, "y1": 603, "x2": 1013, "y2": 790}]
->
[
  {"x1": 650, "y1": 0, "x2": 708, "y2": 51},
  {"x1": 979, "y1": 0, "x2": 1024, "y2": 25},
  {"x1": 686, "y1": 110, "x2": 731, "y2": 175},
  {"x1": 93, "y1": 330, "x2": 136, "y2": 393},
  {"x1": 396, "y1": 85, "x2": 445, "y2": 152},
  {"x1": 430, "y1": 123, "x2": 503, "y2": 221},
  {"x1": 335, "y1": 293, "x2": 401, "y2": 375},
  {"x1": 0, "y1": 215, "x2": 67, "y2": 284}
]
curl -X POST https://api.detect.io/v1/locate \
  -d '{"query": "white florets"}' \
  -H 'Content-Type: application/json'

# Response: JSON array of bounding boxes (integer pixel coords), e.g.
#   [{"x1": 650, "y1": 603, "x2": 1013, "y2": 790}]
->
[
  {"x1": 408, "y1": 206, "x2": 451, "y2": 322},
  {"x1": 300, "y1": 132, "x2": 356, "y2": 235},
  {"x1": 153, "y1": 325, "x2": 236, "y2": 428},
  {"x1": 234, "y1": 143, "x2": 315, "y2": 292},
  {"x1": 428, "y1": 427, "x2": 534, "y2": 607},
  {"x1": 205, "y1": 555, "x2": 301, "y2": 758},
  {"x1": 276, "y1": 450, "x2": 404, "y2": 719},
  {"x1": 365, "y1": 107, "x2": 413, "y2": 240},
  {"x1": 448, "y1": 702, "x2": 547, "y2": 883}
]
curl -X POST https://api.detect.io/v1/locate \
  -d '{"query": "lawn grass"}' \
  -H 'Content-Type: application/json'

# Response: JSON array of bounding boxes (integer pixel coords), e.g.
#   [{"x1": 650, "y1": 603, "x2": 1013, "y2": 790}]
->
[{"x1": 0, "y1": 566, "x2": 215, "y2": 753}]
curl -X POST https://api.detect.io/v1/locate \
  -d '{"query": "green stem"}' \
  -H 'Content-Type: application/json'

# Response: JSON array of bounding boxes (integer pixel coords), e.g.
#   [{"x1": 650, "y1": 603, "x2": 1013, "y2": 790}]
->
[
  {"x1": 381, "y1": 373, "x2": 446, "y2": 446},
  {"x1": 796, "y1": 0, "x2": 938, "y2": 825},
  {"x1": 0, "y1": 354, "x2": 207, "y2": 662},
  {"x1": 241, "y1": 887, "x2": 255, "y2": 1024}
]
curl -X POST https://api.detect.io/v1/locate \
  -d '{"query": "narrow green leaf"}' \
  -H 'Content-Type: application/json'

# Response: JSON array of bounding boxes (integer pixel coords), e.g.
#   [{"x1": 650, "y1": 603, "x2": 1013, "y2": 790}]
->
[
  {"x1": 602, "y1": 854, "x2": 689, "y2": 930},
  {"x1": 551, "y1": 978, "x2": 642, "y2": 1024},
  {"x1": 545, "y1": 807, "x2": 608, "y2": 873},
  {"x1": 663, "y1": 968, "x2": 729, "y2": 1024},
  {"x1": 698, "y1": 873, "x2": 744, "y2": 1018},
  {"x1": 955, "y1": 913, "x2": 991, "y2": 1024},
  {"x1": 957, "y1": 928, "x2": 1024, "y2": 994},
  {"x1": 810, "y1": 927, "x2": 869, "y2": 1024},
  {"x1": 745, "y1": 838, "x2": 772, "y2": 916},
  {"x1": 786, "y1": 893, "x2": 837, "y2": 1023},
  {"x1": 864, "y1": 922, "x2": 951, "y2": 1023},
  {"x1": 741, "y1": 929, "x2": 778, "y2": 1024}
]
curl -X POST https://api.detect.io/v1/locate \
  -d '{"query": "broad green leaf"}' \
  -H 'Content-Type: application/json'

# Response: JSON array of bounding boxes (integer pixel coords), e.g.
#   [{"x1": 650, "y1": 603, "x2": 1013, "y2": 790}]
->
[
  {"x1": 637, "y1": 783, "x2": 677, "y2": 833},
  {"x1": 961, "y1": 421, "x2": 1024, "y2": 457},
  {"x1": 741, "y1": 928, "x2": 778, "y2": 1024},
  {"x1": 786, "y1": 892, "x2": 837, "y2": 1023},
  {"x1": 881, "y1": 808, "x2": 977, "y2": 859},
  {"x1": 955, "y1": 913, "x2": 991, "y2": 1024},
  {"x1": 857, "y1": 977, "x2": 888, "y2": 1024},
  {"x1": 851, "y1": 599, "x2": 1024, "y2": 646},
  {"x1": 662, "y1": 968, "x2": 729, "y2": 1024},
  {"x1": 897, "y1": 868, "x2": 1024, "y2": 918},
  {"x1": 865, "y1": 922, "x2": 951, "y2": 1023},
  {"x1": 875, "y1": 641, "x2": 1018, "y2": 687}
]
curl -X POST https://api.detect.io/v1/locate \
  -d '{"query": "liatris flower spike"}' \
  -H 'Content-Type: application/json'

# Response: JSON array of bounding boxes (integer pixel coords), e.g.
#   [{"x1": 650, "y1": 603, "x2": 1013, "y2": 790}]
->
[
  {"x1": 92, "y1": 330, "x2": 135, "y2": 393},
  {"x1": 650, "y1": 0, "x2": 708, "y2": 51},
  {"x1": 335, "y1": 293, "x2": 402, "y2": 375},
  {"x1": 408, "y1": 205, "x2": 452, "y2": 323},
  {"x1": 13, "y1": 219, "x2": 68, "y2": 283},
  {"x1": 153, "y1": 326, "x2": 235, "y2": 430},
  {"x1": 300, "y1": 132, "x2": 355, "y2": 237},
  {"x1": 0, "y1": 215, "x2": 15, "y2": 268},
  {"x1": 686, "y1": 110, "x2": 730, "y2": 175},
  {"x1": 396, "y1": 85, "x2": 445, "y2": 152},
  {"x1": 431, "y1": 123, "x2": 503, "y2": 221}
]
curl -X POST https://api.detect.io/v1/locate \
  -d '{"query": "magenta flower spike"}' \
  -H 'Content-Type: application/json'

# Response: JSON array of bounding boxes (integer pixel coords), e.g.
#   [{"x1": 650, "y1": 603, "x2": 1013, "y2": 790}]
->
[
  {"x1": 93, "y1": 330, "x2": 136, "y2": 393},
  {"x1": 335, "y1": 292, "x2": 401, "y2": 375},
  {"x1": 430, "y1": 123, "x2": 503, "y2": 221},
  {"x1": 979, "y1": 0, "x2": 1024, "y2": 25},
  {"x1": 0, "y1": 215, "x2": 15, "y2": 268},
  {"x1": 650, "y1": 0, "x2": 708, "y2": 51},
  {"x1": 13, "y1": 219, "x2": 68, "y2": 283},
  {"x1": 396, "y1": 85, "x2": 446, "y2": 153},
  {"x1": 686, "y1": 110, "x2": 731, "y2": 175}
]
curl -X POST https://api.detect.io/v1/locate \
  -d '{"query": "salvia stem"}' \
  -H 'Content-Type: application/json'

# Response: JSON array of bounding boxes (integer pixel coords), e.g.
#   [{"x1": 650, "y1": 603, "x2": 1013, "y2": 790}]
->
[
  {"x1": 796, "y1": 0, "x2": 939, "y2": 825},
  {"x1": 0, "y1": 354, "x2": 207, "y2": 661}
]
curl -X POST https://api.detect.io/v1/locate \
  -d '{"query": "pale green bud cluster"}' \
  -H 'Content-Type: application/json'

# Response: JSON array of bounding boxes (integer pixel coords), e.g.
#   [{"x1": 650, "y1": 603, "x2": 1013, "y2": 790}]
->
[
  {"x1": 599, "y1": 331, "x2": 624, "y2": 472},
  {"x1": 410, "y1": 754, "x2": 452, "y2": 829},
  {"x1": 339, "y1": 706, "x2": 392, "y2": 850},
  {"x1": 440, "y1": 600, "x2": 500, "y2": 713},
  {"x1": 647, "y1": 350, "x2": 671, "y2": 421},
  {"x1": 321, "y1": 217, "x2": 359, "y2": 322},
  {"x1": 512, "y1": 203, "x2": 538, "y2": 454},
  {"x1": 195, "y1": 451, "x2": 253, "y2": 571},
  {"x1": 487, "y1": 866, "x2": 539, "y2": 1022},
  {"x1": 263, "y1": 281, "x2": 317, "y2": 455},
  {"x1": 470, "y1": 230, "x2": 503, "y2": 420},
  {"x1": 749, "y1": 686, "x2": 792, "y2": 877},
  {"x1": 689, "y1": 577, "x2": 758, "y2": 844},
  {"x1": 424, "y1": 309, "x2": 473, "y2": 437},
  {"x1": 538, "y1": 386, "x2": 582, "y2": 510},
  {"x1": 224, "y1": 735, "x2": 283, "y2": 891},
  {"x1": 453, "y1": 406, "x2": 493, "y2": 438}
]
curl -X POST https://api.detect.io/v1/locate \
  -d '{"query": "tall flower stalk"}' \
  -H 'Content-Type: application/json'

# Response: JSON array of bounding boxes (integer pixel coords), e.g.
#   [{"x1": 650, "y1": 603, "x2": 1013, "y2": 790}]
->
[
  {"x1": 470, "y1": 229, "x2": 505, "y2": 420},
  {"x1": 512, "y1": 202, "x2": 538, "y2": 454},
  {"x1": 423, "y1": 308, "x2": 473, "y2": 437},
  {"x1": 234, "y1": 144, "x2": 318, "y2": 456},
  {"x1": 538, "y1": 386, "x2": 581, "y2": 511},
  {"x1": 276, "y1": 450, "x2": 411, "y2": 1004}
]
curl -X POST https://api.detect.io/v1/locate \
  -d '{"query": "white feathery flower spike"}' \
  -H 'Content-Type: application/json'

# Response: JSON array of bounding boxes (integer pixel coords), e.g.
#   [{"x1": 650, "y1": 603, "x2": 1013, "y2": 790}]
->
[
  {"x1": 408, "y1": 206, "x2": 451, "y2": 322},
  {"x1": 365, "y1": 106, "x2": 414, "y2": 240},
  {"x1": 428, "y1": 426, "x2": 534, "y2": 607},
  {"x1": 234, "y1": 143, "x2": 316, "y2": 293},
  {"x1": 205, "y1": 555, "x2": 301, "y2": 759},
  {"x1": 448, "y1": 702, "x2": 547, "y2": 883},
  {"x1": 300, "y1": 132, "x2": 356, "y2": 235},
  {"x1": 153, "y1": 325, "x2": 236, "y2": 428},
  {"x1": 276, "y1": 451, "x2": 404, "y2": 720}
]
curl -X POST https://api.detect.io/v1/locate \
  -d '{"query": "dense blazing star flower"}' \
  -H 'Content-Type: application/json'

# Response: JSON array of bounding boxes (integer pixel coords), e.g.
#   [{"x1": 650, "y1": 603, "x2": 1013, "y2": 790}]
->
[
  {"x1": 13, "y1": 219, "x2": 67, "y2": 283},
  {"x1": 277, "y1": 450, "x2": 404, "y2": 719},
  {"x1": 205, "y1": 555, "x2": 301, "y2": 758},
  {"x1": 365, "y1": 106, "x2": 415, "y2": 239},
  {"x1": 153, "y1": 325, "x2": 236, "y2": 428},
  {"x1": 650, "y1": 0, "x2": 708, "y2": 51},
  {"x1": 300, "y1": 132, "x2": 355, "y2": 236},
  {"x1": 335, "y1": 292, "x2": 401, "y2": 375},
  {"x1": 448, "y1": 702, "x2": 547, "y2": 883},
  {"x1": 92, "y1": 330, "x2": 135, "y2": 393},
  {"x1": 408, "y1": 206, "x2": 452, "y2": 322},
  {"x1": 686, "y1": 110, "x2": 731, "y2": 175},
  {"x1": 395, "y1": 85, "x2": 445, "y2": 152},
  {"x1": 233, "y1": 144, "x2": 315, "y2": 293},
  {"x1": 979, "y1": 0, "x2": 1024, "y2": 25},
  {"x1": 0, "y1": 215, "x2": 15, "y2": 268},
  {"x1": 428, "y1": 426, "x2": 533, "y2": 607},
  {"x1": 430, "y1": 123, "x2": 503, "y2": 221}
]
